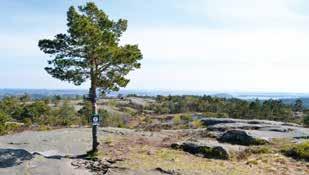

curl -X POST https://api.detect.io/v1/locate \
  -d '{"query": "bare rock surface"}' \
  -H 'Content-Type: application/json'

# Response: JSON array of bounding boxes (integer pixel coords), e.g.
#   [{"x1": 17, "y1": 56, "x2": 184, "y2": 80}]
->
[
  {"x1": 0, "y1": 128, "x2": 94, "y2": 175},
  {"x1": 0, "y1": 128, "x2": 92, "y2": 156},
  {"x1": 0, "y1": 127, "x2": 190, "y2": 174},
  {"x1": 200, "y1": 118, "x2": 309, "y2": 141},
  {"x1": 200, "y1": 118, "x2": 301, "y2": 127},
  {"x1": 0, "y1": 124, "x2": 308, "y2": 174}
]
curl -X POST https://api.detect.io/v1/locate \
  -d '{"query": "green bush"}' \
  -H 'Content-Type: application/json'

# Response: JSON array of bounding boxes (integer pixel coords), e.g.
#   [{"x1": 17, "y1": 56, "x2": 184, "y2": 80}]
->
[
  {"x1": 22, "y1": 101, "x2": 51, "y2": 123},
  {"x1": 0, "y1": 111, "x2": 10, "y2": 135},
  {"x1": 282, "y1": 141, "x2": 309, "y2": 161},
  {"x1": 100, "y1": 109, "x2": 126, "y2": 128},
  {"x1": 121, "y1": 107, "x2": 138, "y2": 116},
  {"x1": 38, "y1": 124, "x2": 51, "y2": 131},
  {"x1": 303, "y1": 115, "x2": 309, "y2": 127},
  {"x1": 5, "y1": 122, "x2": 22, "y2": 133},
  {"x1": 23, "y1": 118, "x2": 32, "y2": 127},
  {"x1": 203, "y1": 112, "x2": 228, "y2": 118},
  {"x1": 180, "y1": 114, "x2": 193, "y2": 122},
  {"x1": 78, "y1": 100, "x2": 92, "y2": 125},
  {"x1": 191, "y1": 120, "x2": 203, "y2": 129},
  {"x1": 173, "y1": 115, "x2": 181, "y2": 125},
  {"x1": 52, "y1": 100, "x2": 78, "y2": 126},
  {"x1": 0, "y1": 97, "x2": 23, "y2": 120}
]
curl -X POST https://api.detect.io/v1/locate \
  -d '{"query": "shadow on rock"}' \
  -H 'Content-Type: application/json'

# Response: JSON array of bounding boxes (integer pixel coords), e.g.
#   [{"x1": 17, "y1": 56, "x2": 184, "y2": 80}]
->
[{"x1": 0, "y1": 148, "x2": 33, "y2": 168}]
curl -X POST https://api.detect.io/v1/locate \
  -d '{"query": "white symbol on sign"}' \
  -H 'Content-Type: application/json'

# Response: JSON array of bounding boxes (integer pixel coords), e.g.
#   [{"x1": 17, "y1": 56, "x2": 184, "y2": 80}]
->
[{"x1": 93, "y1": 117, "x2": 98, "y2": 122}]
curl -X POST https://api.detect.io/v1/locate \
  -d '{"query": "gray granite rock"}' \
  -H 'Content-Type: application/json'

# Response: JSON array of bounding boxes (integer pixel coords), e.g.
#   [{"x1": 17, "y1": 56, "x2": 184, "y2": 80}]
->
[
  {"x1": 200, "y1": 118, "x2": 309, "y2": 142},
  {"x1": 0, "y1": 148, "x2": 33, "y2": 168},
  {"x1": 172, "y1": 139, "x2": 245, "y2": 160},
  {"x1": 218, "y1": 130, "x2": 270, "y2": 146}
]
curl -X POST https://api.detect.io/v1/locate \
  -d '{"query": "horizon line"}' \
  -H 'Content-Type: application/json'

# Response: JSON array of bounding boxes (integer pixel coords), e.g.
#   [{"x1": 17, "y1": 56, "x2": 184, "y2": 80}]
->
[{"x1": 1, "y1": 88, "x2": 309, "y2": 95}]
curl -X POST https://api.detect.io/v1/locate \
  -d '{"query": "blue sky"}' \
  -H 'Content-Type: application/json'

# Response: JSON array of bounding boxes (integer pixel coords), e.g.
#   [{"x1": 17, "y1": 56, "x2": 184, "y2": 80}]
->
[{"x1": 1, "y1": 0, "x2": 309, "y2": 92}]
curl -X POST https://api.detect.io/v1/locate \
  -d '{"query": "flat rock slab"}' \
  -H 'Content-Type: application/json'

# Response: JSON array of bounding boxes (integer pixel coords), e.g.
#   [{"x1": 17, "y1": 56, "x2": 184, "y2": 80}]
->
[
  {"x1": 243, "y1": 129, "x2": 309, "y2": 140},
  {"x1": 32, "y1": 150, "x2": 66, "y2": 159},
  {"x1": 200, "y1": 118, "x2": 309, "y2": 142},
  {"x1": 200, "y1": 118, "x2": 300, "y2": 127},
  {"x1": 0, "y1": 156, "x2": 91, "y2": 175},
  {"x1": 207, "y1": 123, "x2": 274, "y2": 132},
  {"x1": 0, "y1": 128, "x2": 103, "y2": 175},
  {"x1": 218, "y1": 130, "x2": 270, "y2": 146},
  {"x1": 0, "y1": 128, "x2": 92, "y2": 155},
  {"x1": 172, "y1": 139, "x2": 245, "y2": 160}
]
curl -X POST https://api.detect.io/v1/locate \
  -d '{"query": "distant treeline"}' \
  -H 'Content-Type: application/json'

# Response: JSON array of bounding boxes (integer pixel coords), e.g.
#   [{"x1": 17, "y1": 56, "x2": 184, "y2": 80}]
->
[{"x1": 147, "y1": 95, "x2": 306, "y2": 123}]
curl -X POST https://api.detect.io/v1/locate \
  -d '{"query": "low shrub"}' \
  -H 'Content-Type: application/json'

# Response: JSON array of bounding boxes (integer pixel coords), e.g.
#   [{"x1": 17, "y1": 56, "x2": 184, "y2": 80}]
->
[
  {"x1": 173, "y1": 115, "x2": 181, "y2": 125},
  {"x1": 237, "y1": 146, "x2": 272, "y2": 160},
  {"x1": 180, "y1": 114, "x2": 193, "y2": 122},
  {"x1": 191, "y1": 120, "x2": 203, "y2": 129},
  {"x1": 203, "y1": 112, "x2": 228, "y2": 118},
  {"x1": 304, "y1": 115, "x2": 309, "y2": 127},
  {"x1": 5, "y1": 122, "x2": 23, "y2": 133},
  {"x1": 282, "y1": 141, "x2": 309, "y2": 161},
  {"x1": 0, "y1": 111, "x2": 10, "y2": 135},
  {"x1": 23, "y1": 118, "x2": 32, "y2": 127},
  {"x1": 38, "y1": 124, "x2": 51, "y2": 131},
  {"x1": 100, "y1": 109, "x2": 126, "y2": 128}
]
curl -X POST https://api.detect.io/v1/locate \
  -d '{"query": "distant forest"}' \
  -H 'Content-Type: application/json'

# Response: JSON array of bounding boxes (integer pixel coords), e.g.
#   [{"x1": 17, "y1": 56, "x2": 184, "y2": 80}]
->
[
  {"x1": 147, "y1": 95, "x2": 306, "y2": 122},
  {"x1": 1, "y1": 89, "x2": 309, "y2": 108}
]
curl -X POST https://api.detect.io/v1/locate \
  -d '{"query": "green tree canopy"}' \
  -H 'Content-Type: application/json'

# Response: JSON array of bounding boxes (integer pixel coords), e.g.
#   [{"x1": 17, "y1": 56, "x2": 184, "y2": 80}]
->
[
  {"x1": 38, "y1": 2, "x2": 142, "y2": 94},
  {"x1": 293, "y1": 99, "x2": 304, "y2": 112}
]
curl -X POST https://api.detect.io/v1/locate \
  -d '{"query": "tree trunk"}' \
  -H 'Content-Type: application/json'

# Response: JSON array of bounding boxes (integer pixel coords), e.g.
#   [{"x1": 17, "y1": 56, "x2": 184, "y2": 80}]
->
[{"x1": 90, "y1": 66, "x2": 99, "y2": 152}]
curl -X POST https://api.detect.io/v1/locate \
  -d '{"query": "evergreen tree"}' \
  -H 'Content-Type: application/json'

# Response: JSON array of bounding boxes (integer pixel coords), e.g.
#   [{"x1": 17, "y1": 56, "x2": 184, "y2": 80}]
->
[
  {"x1": 38, "y1": 2, "x2": 142, "y2": 152},
  {"x1": 293, "y1": 99, "x2": 304, "y2": 112}
]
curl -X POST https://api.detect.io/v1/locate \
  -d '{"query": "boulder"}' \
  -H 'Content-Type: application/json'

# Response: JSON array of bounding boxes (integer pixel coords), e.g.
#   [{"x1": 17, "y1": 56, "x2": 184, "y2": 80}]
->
[
  {"x1": 0, "y1": 148, "x2": 33, "y2": 168},
  {"x1": 172, "y1": 139, "x2": 245, "y2": 160},
  {"x1": 218, "y1": 130, "x2": 269, "y2": 146}
]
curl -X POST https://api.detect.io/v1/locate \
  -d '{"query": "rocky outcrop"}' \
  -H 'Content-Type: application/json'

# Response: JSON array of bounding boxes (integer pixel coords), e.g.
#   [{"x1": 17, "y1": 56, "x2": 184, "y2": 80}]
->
[
  {"x1": 200, "y1": 118, "x2": 301, "y2": 127},
  {"x1": 200, "y1": 118, "x2": 309, "y2": 141},
  {"x1": 218, "y1": 130, "x2": 270, "y2": 146},
  {"x1": 200, "y1": 118, "x2": 242, "y2": 126},
  {"x1": 207, "y1": 123, "x2": 271, "y2": 132},
  {"x1": 0, "y1": 148, "x2": 33, "y2": 168},
  {"x1": 172, "y1": 139, "x2": 245, "y2": 160}
]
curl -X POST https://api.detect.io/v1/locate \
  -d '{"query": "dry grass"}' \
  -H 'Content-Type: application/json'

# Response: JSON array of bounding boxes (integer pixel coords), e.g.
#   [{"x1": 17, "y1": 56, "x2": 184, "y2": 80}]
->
[{"x1": 97, "y1": 134, "x2": 309, "y2": 175}]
